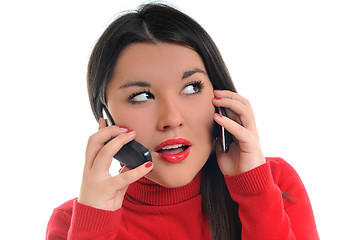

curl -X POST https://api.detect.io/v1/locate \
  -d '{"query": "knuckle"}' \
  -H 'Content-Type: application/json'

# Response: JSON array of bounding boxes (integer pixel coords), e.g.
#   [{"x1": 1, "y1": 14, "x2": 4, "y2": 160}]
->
[
  {"x1": 119, "y1": 167, "x2": 145, "y2": 185},
  {"x1": 111, "y1": 136, "x2": 127, "y2": 149},
  {"x1": 224, "y1": 90, "x2": 233, "y2": 95},
  {"x1": 110, "y1": 125, "x2": 121, "y2": 131},
  {"x1": 118, "y1": 173, "x2": 129, "y2": 184},
  {"x1": 243, "y1": 107, "x2": 251, "y2": 116},
  {"x1": 231, "y1": 99, "x2": 240, "y2": 109},
  {"x1": 87, "y1": 133, "x2": 97, "y2": 145},
  {"x1": 118, "y1": 172, "x2": 135, "y2": 185},
  {"x1": 243, "y1": 97, "x2": 251, "y2": 106},
  {"x1": 236, "y1": 124, "x2": 244, "y2": 134},
  {"x1": 98, "y1": 144, "x2": 116, "y2": 160}
]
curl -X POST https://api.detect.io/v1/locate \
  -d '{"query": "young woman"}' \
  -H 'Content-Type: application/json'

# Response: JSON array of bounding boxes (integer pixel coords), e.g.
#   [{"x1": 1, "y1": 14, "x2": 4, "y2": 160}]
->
[{"x1": 46, "y1": 3, "x2": 319, "y2": 240}]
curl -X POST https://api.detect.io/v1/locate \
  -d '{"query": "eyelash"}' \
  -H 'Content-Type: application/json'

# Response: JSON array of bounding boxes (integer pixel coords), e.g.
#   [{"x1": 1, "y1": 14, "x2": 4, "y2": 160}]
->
[
  {"x1": 127, "y1": 89, "x2": 154, "y2": 104},
  {"x1": 127, "y1": 80, "x2": 204, "y2": 104},
  {"x1": 184, "y1": 80, "x2": 204, "y2": 95}
]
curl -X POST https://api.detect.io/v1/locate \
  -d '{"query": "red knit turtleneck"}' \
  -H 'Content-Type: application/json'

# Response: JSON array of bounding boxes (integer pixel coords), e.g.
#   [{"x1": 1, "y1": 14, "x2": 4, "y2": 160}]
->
[
  {"x1": 46, "y1": 158, "x2": 319, "y2": 240},
  {"x1": 124, "y1": 171, "x2": 202, "y2": 206}
]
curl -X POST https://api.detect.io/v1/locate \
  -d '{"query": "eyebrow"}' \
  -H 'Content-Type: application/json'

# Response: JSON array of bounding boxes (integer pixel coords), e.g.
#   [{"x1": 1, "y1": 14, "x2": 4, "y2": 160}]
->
[
  {"x1": 182, "y1": 68, "x2": 206, "y2": 79},
  {"x1": 118, "y1": 81, "x2": 151, "y2": 89},
  {"x1": 118, "y1": 68, "x2": 206, "y2": 89}
]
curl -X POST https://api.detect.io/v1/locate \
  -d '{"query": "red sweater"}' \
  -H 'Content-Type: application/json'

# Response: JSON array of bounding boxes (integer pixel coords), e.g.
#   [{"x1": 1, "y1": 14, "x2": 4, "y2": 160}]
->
[{"x1": 46, "y1": 157, "x2": 319, "y2": 239}]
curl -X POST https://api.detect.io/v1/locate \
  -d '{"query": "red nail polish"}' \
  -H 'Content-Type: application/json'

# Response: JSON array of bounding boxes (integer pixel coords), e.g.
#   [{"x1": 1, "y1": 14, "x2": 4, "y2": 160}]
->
[
  {"x1": 214, "y1": 89, "x2": 222, "y2": 91},
  {"x1": 215, "y1": 113, "x2": 222, "y2": 118},
  {"x1": 126, "y1": 130, "x2": 135, "y2": 134},
  {"x1": 214, "y1": 97, "x2": 221, "y2": 100},
  {"x1": 145, "y1": 162, "x2": 153, "y2": 168}
]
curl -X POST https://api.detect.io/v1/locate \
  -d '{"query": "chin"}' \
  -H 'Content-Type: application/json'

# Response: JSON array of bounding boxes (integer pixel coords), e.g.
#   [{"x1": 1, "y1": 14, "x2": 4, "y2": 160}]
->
[{"x1": 145, "y1": 166, "x2": 200, "y2": 188}]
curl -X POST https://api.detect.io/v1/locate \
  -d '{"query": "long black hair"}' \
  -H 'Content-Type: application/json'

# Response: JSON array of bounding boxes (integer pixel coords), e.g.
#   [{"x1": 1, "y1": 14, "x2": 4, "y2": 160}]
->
[{"x1": 87, "y1": 3, "x2": 241, "y2": 240}]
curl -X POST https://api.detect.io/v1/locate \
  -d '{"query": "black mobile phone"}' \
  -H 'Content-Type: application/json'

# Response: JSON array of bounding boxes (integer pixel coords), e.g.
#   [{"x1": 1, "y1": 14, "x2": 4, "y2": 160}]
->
[
  {"x1": 102, "y1": 107, "x2": 152, "y2": 169},
  {"x1": 215, "y1": 107, "x2": 233, "y2": 152}
]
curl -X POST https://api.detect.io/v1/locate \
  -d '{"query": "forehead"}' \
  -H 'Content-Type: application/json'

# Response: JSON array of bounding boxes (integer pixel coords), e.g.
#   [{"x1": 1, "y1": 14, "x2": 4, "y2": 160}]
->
[{"x1": 111, "y1": 42, "x2": 207, "y2": 81}]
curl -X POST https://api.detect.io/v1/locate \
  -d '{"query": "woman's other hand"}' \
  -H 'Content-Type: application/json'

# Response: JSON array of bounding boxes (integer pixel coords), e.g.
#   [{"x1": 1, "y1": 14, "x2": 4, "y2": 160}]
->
[
  {"x1": 212, "y1": 90, "x2": 266, "y2": 176},
  {"x1": 78, "y1": 119, "x2": 153, "y2": 211}
]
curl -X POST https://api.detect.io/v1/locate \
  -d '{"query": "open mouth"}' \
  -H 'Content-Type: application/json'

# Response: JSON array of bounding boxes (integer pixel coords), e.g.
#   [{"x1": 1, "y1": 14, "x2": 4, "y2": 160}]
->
[
  {"x1": 155, "y1": 138, "x2": 191, "y2": 163},
  {"x1": 156, "y1": 144, "x2": 190, "y2": 155}
]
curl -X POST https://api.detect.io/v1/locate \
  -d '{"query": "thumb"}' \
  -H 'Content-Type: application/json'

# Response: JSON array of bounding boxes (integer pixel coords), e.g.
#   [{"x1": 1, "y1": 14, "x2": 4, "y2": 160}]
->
[
  {"x1": 113, "y1": 161, "x2": 153, "y2": 187},
  {"x1": 119, "y1": 165, "x2": 131, "y2": 174}
]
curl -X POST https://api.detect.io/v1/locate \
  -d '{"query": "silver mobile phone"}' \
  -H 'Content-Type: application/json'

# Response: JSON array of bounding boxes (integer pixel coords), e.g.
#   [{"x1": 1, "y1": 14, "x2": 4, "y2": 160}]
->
[{"x1": 216, "y1": 107, "x2": 233, "y2": 152}]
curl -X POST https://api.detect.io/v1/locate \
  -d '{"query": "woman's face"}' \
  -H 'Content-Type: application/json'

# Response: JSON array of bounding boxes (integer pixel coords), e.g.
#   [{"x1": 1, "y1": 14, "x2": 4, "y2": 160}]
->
[{"x1": 106, "y1": 42, "x2": 215, "y2": 188}]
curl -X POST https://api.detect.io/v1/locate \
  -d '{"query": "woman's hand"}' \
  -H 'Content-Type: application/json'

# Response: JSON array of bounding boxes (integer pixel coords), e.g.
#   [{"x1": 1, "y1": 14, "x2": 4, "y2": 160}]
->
[
  {"x1": 78, "y1": 119, "x2": 153, "y2": 211},
  {"x1": 212, "y1": 90, "x2": 266, "y2": 176}
]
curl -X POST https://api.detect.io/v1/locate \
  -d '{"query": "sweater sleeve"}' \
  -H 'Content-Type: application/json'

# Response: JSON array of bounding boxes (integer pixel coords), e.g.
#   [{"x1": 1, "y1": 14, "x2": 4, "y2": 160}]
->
[
  {"x1": 224, "y1": 157, "x2": 319, "y2": 240},
  {"x1": 46, "y1": 199, "x2": 136, "y2": 240}
]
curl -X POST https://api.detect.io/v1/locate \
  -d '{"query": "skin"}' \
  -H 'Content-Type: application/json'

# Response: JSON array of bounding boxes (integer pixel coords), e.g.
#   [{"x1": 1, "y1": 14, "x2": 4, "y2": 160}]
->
[
  {"x1": 106, "y1": 42, "x2": 215, "y2": 188},
  {"x1": 78, "y1": 42, "x2": 265, "y2": 211}
]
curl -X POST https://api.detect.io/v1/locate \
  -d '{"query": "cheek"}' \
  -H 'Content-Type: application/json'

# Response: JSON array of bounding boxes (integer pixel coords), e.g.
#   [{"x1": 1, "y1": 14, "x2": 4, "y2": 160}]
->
[
  {"x1": 187, "y1": 99, "x2": 215, "y2": 139},
  {"x1": 112, "y1": 107, "x2": 156, "y2": 143}
]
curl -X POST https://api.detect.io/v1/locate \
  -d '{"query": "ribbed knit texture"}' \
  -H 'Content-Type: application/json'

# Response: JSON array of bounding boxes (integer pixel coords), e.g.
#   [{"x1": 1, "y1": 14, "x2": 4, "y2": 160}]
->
[
  {"x1": 71, "y1": 201, "x2": 122, "y2": 233},
  {"x1": 124, "y1": 171, "x2": 202, "y2": 206},
  {"x1": 225, "y1": 162, "x2": 273, "y2": 194},
  {"x1": 46, "y1": 158, "x2": 319, "y2": 240}
]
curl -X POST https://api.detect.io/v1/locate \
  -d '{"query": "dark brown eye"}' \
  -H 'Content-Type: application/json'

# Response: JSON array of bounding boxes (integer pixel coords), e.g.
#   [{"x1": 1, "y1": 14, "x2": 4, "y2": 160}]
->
[{"x1": 181, "y1": 81, "x2": 204, "y2": 95}]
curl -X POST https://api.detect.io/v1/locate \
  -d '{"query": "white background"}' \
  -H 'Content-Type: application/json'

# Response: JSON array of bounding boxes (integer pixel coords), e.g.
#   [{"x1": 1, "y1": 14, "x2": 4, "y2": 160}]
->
[{"x1": 1, "y1": 0, "x2": 360, "y2": 239}]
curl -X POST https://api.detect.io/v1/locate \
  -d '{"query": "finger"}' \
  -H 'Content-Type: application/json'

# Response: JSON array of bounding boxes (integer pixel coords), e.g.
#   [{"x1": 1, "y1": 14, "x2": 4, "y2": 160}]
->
[
  {"x1": 213, "y1": 97, "x2": 255, "y2": 130},
  {"x1": 214, "y1": 112, "x2": 251, "y2": 144},
  {"x1": 119, "y1": 165, "x2": 131, "y2": 174},
  {"x1": 213, "y1": 90, "x2": 258, "y2": 133},
  {"x1": 214, "y1": 90, "x2": 254, "y2": 114},
  {"x1": 84, "y1": 126, "x2": 128, "y2": 171},
  {"x1": 113, "y1": 161, "x2": 153, "y2": 187},
  {"x1": 92, "y1": 130, "x2": 136, "y2": 173},
  {"x1": 98, "y1": 118, "x2": 107, "y2": 130}
]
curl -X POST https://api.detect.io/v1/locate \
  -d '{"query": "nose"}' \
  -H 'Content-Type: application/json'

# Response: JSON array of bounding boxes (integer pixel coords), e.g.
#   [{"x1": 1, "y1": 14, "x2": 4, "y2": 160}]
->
[{"x1": 156, "y1": 98, "x2": 184, "y2": 131}]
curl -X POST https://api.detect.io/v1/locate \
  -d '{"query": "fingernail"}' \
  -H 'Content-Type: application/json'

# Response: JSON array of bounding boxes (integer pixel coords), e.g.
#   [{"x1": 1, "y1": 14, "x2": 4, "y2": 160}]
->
[
  {"x1": 145, "y1": 162, "x2": 153, "y2": 168},
  {"x1": 215, "y1": 113, "x2": 222, "y2": 118},
  {"x1": 98, "y1": 118, "x2": 102, "y2": 124},
  {"x1": 118, "y1": 127, "x2": 128, "y2": 132},
  {"x1": 214, "y1": 89, "x2": 222, "y2": 91},
  {"x1": 213, "y1": 97, "x2": 221, "y2": 100},
  {"x1": 119, "y1": 126, "x2": 128, "y2": 130},
  {"x1": 126, "y1": 130, "x2": 135, "y2": 134}
]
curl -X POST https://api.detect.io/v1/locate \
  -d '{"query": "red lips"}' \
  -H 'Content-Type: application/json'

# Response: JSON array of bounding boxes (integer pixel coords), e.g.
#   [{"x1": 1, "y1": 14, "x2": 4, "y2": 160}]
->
[{"x1": 155, "y1": 138, "x2": 191, "y2": 163}]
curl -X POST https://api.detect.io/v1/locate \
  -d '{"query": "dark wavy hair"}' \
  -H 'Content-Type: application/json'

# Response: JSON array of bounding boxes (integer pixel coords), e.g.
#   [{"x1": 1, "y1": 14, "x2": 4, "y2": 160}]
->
[{"x1": 87, "y1": 3, "x2": 242, "y2": 240}]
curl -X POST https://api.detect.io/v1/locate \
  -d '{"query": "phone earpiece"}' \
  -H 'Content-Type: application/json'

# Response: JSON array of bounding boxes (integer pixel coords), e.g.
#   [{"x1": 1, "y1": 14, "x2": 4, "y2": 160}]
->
[{"x1": 102, "y1": 106, "x2": 115, "y2": 126}]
